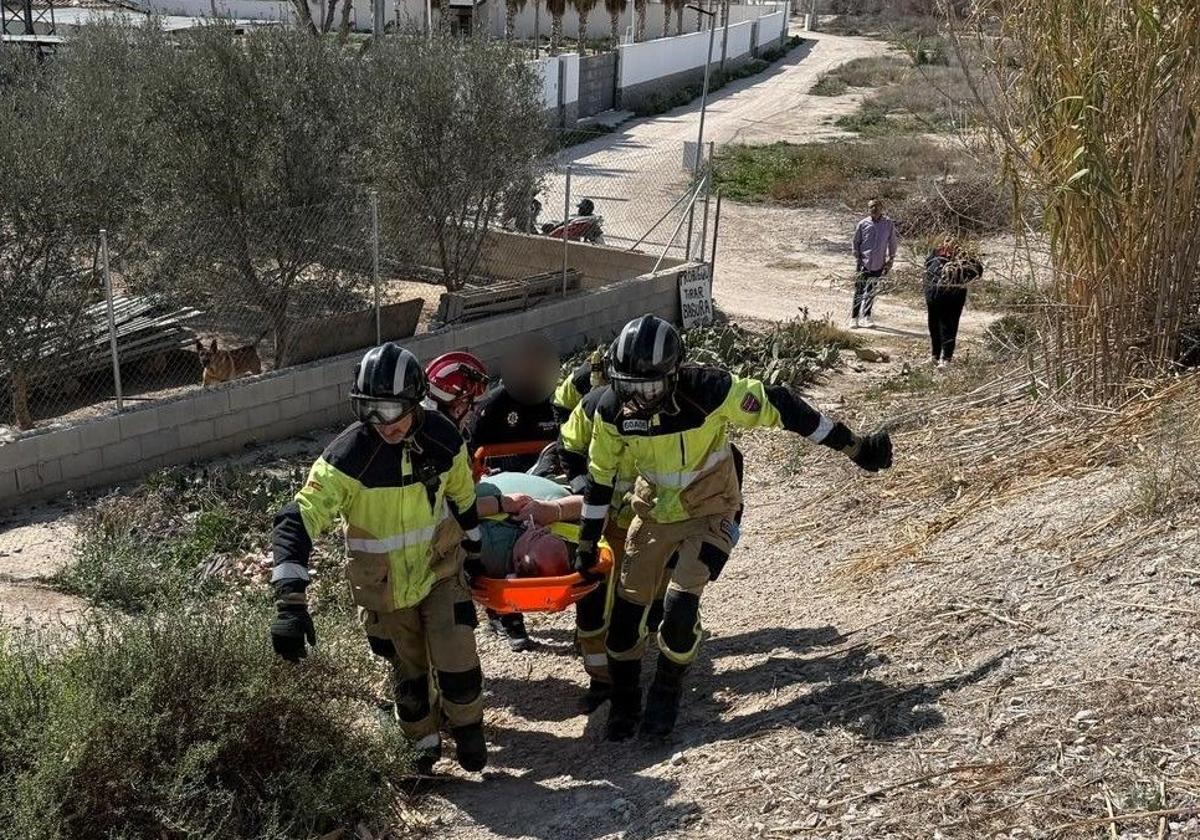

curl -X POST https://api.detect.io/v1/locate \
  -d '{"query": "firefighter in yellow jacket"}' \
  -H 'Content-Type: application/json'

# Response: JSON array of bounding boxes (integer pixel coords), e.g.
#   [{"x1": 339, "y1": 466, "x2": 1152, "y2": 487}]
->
[
  {"x1": 575, "y1": 315, "x2": 894, "y2": 741},
  {"x1": 270, "y1": 343, "x2": 487, "y2": 774}
]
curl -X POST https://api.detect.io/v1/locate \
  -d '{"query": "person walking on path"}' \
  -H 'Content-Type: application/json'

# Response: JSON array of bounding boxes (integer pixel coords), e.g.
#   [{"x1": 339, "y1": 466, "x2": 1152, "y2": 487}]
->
[
  {"x1": 851, "y1": 199, "x2": 899, "y2": 328},
  {"x1": 924, "y1": 238, "x2": 983, "y2": 368}
]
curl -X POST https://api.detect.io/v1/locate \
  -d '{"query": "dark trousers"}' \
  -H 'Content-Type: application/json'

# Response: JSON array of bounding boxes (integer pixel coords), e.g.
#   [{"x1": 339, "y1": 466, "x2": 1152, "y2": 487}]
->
[
  {"x1": 925, "y1": 287, "x2": 967, "y2": 361},
  {"x1": 852, "y1": 269, "x2": 885, "y2": 318}
]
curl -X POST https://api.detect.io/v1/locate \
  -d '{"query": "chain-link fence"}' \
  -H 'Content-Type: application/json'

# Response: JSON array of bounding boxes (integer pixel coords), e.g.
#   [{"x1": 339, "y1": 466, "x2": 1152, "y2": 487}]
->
[{"x1": 1, "y1": 139, "x2": 710, "y2": 436}]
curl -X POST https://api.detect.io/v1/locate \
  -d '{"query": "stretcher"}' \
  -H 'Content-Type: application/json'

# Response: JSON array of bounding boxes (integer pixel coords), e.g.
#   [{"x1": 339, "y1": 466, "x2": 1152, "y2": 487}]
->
[
  {"x1": 469, "y1": 441, "x2": 609, "y2": 614},
  {"x1": 471, "y1": 441, "x2": 552, "y2": 481},
  {"x1": 470, "y1": 545, "x2": 613, "y2": 615}
]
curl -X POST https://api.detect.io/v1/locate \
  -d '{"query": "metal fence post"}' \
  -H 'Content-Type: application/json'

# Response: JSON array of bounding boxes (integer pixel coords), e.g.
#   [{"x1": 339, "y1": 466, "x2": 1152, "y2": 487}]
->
[
  {"x1": 710, "y1": 189, "x2": 723, "y2": 268},
  {"x1": 698, "y1": 141, "x2": 714, "y2": 262},
  {"x1": 562, "y1": 165, "x2": 573, "y2": 297},
  {"x1": 370, "y1": 191, "x2": 381, "y2": 345},
  {"x1": 100, "y1": 229, "x2": 124, "y2": 413}
]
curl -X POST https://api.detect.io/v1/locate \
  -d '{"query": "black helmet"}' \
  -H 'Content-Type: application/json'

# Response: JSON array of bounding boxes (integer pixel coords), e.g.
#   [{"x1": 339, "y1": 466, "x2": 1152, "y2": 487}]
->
[
  {"x1": 350, "y1": 342, "x2": 428, "y2": 426},
  {"x1": 577, "y1": 198, "x2": 595, "y2": 216},
  {"x1": 606, "y1": 314, "x2": 683, "y2": 412}
]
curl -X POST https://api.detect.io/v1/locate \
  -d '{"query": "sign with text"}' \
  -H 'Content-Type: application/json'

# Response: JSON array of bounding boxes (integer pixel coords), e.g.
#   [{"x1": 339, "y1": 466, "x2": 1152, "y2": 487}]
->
[{"x1": 679, "y1": 264, "x2": 713, "y2": 329}]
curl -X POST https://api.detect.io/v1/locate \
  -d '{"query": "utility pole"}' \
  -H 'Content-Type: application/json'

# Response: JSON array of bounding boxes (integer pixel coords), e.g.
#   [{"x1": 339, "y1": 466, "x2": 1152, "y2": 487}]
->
[{"x1": 684, "y1": 3, "x2": 717, "y2": 261}]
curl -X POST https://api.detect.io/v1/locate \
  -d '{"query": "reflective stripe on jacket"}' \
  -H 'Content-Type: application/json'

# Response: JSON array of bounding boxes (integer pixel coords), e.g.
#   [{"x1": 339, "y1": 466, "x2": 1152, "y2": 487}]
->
[
  {"x1": 584, "y1": 366, "x2": 853, "y2": 525},
  {"x1": 273, "y1": 414, "x2": 479, "y2": 611}
]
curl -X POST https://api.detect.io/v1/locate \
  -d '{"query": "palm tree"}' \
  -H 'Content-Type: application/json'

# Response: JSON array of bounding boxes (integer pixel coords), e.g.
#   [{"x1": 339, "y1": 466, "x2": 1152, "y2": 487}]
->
[
  {"x1": 574, "y1": 0, "x2": 598, "y2": 54},
  {"x1": 505, "y1": 0, "x2": 527, "y2": 41},
  {"x1": 633, "y1": 0, "x2": 646, "y2": 41},
  {"x1": 662, "y1": 0, "x2": 671, "y2": 36},
  {"x1": 604, "y1": 0, "x2": 627, "y2": 47},
  {"x1": 547, "y1": 0, "x2": 567, "y2": 54},
  {"x1": 674, "y1": 0, "x2": 684, "y2": 37}
]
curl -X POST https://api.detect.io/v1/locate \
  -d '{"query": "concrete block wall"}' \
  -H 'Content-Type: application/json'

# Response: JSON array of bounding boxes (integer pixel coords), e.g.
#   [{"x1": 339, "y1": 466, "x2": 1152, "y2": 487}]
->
[
  {"x1": 0, "y1": 265, "x2": 690, "y2": 510},
  {"x1": 578, "y1": 53, "x2": 618, "y2": 118}
]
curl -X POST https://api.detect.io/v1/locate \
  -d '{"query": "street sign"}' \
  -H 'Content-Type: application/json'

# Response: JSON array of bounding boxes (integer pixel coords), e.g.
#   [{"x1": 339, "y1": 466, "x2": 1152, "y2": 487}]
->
[{"x1": 679, "y1": 264, "x2": 714, "y2": 329}]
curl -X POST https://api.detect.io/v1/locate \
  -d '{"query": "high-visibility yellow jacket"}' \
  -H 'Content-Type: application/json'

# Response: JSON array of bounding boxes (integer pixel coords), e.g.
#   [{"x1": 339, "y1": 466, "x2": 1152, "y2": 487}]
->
[
  {"x1": 272, "y1": 412, "x2": 480, "y2": 612},
  {"x1": 552, "y1": 351, "x2": 605, "y2": 424},
  {"x1": 582, "y1": 367, "x2": 855, "y2": 528},
  {"x1": 560, "y1": 385, "x2": 637, "y2": 528}
]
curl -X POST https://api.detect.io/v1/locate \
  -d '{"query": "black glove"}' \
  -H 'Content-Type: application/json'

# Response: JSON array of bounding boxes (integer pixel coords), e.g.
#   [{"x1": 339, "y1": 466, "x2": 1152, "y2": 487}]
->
[
  {"x1": 848, "y1": 431, "x2": 893, "y2": 473},
  {"x1": 271, "y1": 597, "x2": 316, "y2": 662},
  {"x1": 462, "y1": 536, "x2": 484, "y2": 585},
  {"x1": 572, "y1": 540, "x2": 603, "y2": 582}
]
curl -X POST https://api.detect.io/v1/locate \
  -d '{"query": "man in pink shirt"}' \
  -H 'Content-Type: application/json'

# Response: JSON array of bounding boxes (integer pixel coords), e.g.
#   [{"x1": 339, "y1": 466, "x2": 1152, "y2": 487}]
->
[{"x1": 851, "y1": 199, "x2": 899, "y2": 328}]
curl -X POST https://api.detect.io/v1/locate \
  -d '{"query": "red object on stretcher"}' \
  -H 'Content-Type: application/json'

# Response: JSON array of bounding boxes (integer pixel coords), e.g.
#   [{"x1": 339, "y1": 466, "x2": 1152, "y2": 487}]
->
[
  {"x1": 471, "y1": 441, "x2": 552, "y2": 480},
  {"x1": 470, "y1": 546, "x2": 613, "y2": 614}
]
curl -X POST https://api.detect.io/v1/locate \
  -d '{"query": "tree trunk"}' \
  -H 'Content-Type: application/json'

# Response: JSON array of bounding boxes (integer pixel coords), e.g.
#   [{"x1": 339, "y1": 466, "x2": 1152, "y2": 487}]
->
[
  {"x1": 322, "y1": 0, "x2": 339, "y2": 33},
  {"x1": 610, "y1": 9, "x2": 619, "y2": 46},
  {"x1": 290, "y1": 0, "x2": 320, "y2": 34},
  {"x1": 635, "y1": 0, "x2": 645, "y2": 41},
  {"x1": 439, "y1": 0, "x2": 451, "y2": 33},
  {"x1": 695, "y1": 0, "x2": 702, "y2": 32},
  {"x1": 675, "y1": 3, "x2": 683, "y2": 35},
  {"x1": 663, "y1": 1, "x2": 670, "y2": 36},
  {"x1": 578, "y1": 8, "x2": 589, "y2": 54},
  {"x1": 720, "y1": 0, "x2": 728, "y2": 28},
  {"x1": 506, "y1": 2, "x2": 516, "y2": 39},
  {"x1": 337, "y1": 0, "x2": 354, "y2": 43},
  {"x1": 551, "y1": 13, "x2": 562, "y2": 54},
  {"x1": 10, "y1": 369, "x2": 33, "y2": 431}
]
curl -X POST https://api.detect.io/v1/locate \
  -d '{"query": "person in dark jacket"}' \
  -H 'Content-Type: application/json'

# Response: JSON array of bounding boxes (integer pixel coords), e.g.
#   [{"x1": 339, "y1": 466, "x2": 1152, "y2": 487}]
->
[
  {"x1": 924, "y1": 238, "x2": 983, "y2": 368},
  {"x1": 464, "y1": 332, "x2": 562, "y2": 651}
]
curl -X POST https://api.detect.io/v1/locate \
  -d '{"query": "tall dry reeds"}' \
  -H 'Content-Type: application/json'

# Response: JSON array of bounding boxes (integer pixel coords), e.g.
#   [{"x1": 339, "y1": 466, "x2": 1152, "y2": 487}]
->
[{"x1": 967, "y1": 0, "x2": 1200, "y2": 402}]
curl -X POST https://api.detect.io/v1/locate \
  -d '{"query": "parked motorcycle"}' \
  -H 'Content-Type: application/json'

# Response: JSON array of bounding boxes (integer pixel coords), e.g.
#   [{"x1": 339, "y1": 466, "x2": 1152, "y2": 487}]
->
[{"x1": 540, "y1": 199, "x2": 605, "y2": 244}]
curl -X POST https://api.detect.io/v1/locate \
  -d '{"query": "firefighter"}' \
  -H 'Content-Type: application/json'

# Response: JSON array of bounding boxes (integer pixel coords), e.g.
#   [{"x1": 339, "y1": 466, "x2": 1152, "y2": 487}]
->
[
  {"x1": 269, "y1": 343, "x2": 488, "y2": 775},
  {"x1": 553, "y1": 347, "x2": 607, "y2": 424},
  {"x1": 575, "y1": 315, "x2": 894, "y2": 741},
  {"x1": 424, "y1": 351, "x2": 491, "y2": 428}
]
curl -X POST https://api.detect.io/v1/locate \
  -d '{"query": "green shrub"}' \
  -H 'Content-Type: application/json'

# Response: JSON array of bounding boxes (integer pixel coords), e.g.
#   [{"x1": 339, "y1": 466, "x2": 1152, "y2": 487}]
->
[
  {"x1": 684, "y1": 315, "x2": 861, "y2": 390},
  {"x1": 714, "y1": 136, "x2": 971, "y2": 206},
  {"x1": 984, "y1": 313, "x2": 1038, "y2": 358},
  {"x1": 0, "y1": 598, "x2": 408, "y2": 839},
  {"x1": 54, "y1": 464, "x2": 307, "y2": 611},
  {"x1": 811, "y1": 73, "x2": 850, "y2": 96}
]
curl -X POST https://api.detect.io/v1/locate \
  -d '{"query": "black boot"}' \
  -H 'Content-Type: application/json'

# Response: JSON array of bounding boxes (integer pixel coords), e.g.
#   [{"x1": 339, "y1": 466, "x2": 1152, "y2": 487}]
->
[
  {"x1": 451, "y1": 722, "x2": 488, "y2": 772},
  {"x1": 577, "y1": 677, "x2": 613, "y2": 715},
  {"x1": 414, "y1": 738, "x2": 441, "y2": 775},
  {"x1": 605, "y1": 658, "x2": 642, "y2": 741},
  {"x1": 488, "y1": 610, "x2": 534, "y2": 652},
  {"x1": 640, "y1": 655, "x2": 687, "y2": 740}
]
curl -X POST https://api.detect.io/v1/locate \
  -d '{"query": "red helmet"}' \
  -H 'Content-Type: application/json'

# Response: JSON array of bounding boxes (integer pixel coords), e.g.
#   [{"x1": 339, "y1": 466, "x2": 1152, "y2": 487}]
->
[
  {"x1": 425, "y1": 351, "x2": 489, "y2": 426},
  {"x1": 512, "y1": 525, "x2": 571, "y2": 578}
]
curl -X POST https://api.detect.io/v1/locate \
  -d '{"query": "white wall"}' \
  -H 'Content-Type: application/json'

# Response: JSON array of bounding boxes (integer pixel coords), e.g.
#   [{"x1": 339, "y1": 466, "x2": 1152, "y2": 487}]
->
[
  {"x1": 754, "y1": 9, "x2": 785, "y2": 46},
  {"x1": 530, "y1": 54, "x2": 580, "y2": 110},
  {"x1": 617, "y1": 19, "x2": 755, "y2": 88}
]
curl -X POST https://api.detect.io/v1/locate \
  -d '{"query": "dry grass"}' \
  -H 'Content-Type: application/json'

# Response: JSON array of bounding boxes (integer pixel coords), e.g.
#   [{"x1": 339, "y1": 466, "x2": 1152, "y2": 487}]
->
[{"x1": 972, "y1": 0, "x2": 1200, "y2": 401}]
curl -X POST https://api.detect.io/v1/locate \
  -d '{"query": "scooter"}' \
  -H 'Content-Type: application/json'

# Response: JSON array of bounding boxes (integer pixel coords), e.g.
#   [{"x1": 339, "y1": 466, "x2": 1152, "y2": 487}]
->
[{"x1": 540, "y1": 199, "x2": 605, "y2": 244}]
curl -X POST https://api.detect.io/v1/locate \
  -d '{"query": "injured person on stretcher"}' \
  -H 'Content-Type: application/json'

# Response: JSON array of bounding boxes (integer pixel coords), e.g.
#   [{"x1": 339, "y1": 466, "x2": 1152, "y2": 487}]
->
[{"x1": 471, "y1": 471, "x2": 584, "y2": 579}]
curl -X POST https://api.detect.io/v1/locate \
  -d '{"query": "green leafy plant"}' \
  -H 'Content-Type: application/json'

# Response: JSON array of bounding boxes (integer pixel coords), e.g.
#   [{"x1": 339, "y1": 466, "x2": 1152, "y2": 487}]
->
[
  {"x1": 683, "y1": 316, "x2": 862, "y2": 390},
  {"x1": 0, "y1": 598, "x2": 408, "y2": 838}
]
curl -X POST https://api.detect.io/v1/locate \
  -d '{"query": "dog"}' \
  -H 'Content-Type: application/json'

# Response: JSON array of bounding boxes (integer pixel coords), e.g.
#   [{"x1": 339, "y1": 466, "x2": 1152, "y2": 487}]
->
[{"x1": 195, "y1": 335, "x2": 264, "y2": 388}]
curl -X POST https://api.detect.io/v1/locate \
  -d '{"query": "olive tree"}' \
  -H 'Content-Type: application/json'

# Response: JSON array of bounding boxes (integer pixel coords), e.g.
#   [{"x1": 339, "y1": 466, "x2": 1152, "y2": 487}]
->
[
  {"x1": 138, "y1": 26, "x2": 370, "y2": 367},
  {"x1": 0, "y1": 25, "x2": 157, "y2": 429},
  {"x1": 365, "y1": 36, "x2": 548, "y2": 291}
]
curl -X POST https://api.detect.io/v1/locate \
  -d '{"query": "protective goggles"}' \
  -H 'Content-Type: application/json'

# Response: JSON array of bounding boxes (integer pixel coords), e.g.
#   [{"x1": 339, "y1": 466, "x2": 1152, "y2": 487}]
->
[
  {"x1": 612, "y1": 376, "x2": 670, "y2": 409},
  {"x1": 351, "y1": 396, "x2": 420, "y2": 426}
]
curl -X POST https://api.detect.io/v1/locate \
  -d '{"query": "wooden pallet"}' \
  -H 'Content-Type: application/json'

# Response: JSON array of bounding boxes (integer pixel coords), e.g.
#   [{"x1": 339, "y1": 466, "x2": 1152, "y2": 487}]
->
[{"x1": 436, "y1": 269, "x2": 581, "y2": 324}]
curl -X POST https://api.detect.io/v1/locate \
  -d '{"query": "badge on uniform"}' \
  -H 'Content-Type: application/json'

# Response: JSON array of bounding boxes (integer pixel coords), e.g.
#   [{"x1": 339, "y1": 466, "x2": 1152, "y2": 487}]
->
[
  {"x1": 740, "y1": 394, "x2": 761, "y2": 413},
  {"x1": 506, "y1": 411, "x2": 519, "y2": 427},
  {"x1": 622, "y1": 418, "x2": 649, "y2": 433}
]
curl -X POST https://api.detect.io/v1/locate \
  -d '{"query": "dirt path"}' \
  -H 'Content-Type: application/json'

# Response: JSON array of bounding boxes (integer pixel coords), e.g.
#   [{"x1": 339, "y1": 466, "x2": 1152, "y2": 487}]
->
[{"x1": 416, "y1": 26, "x2": 1005, "y2": 840}]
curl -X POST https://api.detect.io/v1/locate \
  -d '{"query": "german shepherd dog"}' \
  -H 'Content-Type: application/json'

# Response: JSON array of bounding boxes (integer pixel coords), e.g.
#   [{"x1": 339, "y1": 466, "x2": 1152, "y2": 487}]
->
[{"x1": 195, "y1": 334, "x2": 265, "y2": 388}]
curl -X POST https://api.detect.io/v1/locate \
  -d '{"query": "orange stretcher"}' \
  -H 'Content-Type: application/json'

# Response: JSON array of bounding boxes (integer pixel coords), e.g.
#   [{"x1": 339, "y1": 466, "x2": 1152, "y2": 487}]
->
[
  {"x1": 471, "y1": 441, "x2": 553, "y2": 481},
  {"x1": 470, "y1": 546, "x2": 613, "y2": 615}
]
